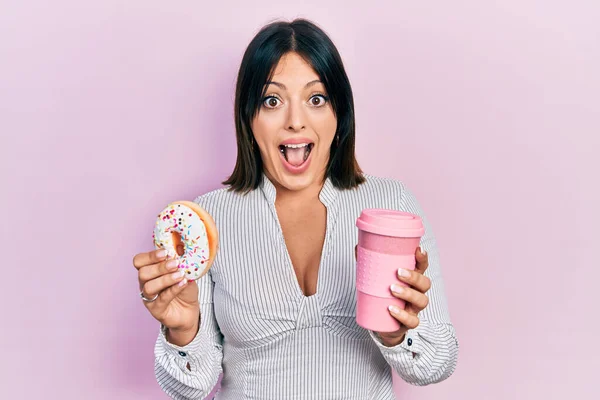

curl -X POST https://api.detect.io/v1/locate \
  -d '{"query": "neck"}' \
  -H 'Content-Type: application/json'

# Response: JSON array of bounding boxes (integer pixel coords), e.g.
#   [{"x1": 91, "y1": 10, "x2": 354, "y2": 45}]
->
[{"x1": 265, "y1": 172, "x2": 326, "y2": 205}]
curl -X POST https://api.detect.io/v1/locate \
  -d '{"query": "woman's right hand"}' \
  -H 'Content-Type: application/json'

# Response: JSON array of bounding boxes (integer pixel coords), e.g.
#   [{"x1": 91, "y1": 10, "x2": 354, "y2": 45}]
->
[{"x1": 133, "y1": 249, "x2": 200, "y2": 337}]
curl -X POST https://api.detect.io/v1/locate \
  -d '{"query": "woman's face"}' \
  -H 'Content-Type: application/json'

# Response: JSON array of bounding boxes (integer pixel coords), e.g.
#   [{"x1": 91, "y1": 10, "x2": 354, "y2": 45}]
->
[{"x1": 251, "y1": 52, "x2": 337, "y2": 194}]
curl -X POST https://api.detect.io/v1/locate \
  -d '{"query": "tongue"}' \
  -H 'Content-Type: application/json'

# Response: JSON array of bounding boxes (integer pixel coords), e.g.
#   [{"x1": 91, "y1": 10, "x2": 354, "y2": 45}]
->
[{"x1": 285, "y1": 147, "x2": 306, "y2": 166}]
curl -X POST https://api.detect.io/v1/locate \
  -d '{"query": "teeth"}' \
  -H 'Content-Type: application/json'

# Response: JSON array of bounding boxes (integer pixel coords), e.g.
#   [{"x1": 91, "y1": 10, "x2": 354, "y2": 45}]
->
[{"x1": 279, "y1": 143, "x2": 313, "y2": 163}]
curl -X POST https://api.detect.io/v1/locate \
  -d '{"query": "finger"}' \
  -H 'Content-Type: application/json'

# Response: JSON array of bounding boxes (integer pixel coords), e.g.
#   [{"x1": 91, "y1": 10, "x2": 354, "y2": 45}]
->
[
  {"x1": 138, "y1": 258, "x2": 180, "y2": 288},
  {"x1": 133, "y1": 249, "x2": 168, "y2": 270},
  {"x1": 404, "y1": 291, "x2": 425, "y2": 315},
  {"x1": 141, "y1": 269, "x2": 186, "y2": 299},
  {"x1": 388, "y1": 305, "x2": 420, "y2": 330},
  {"x1": 415, "y1": 246, "x2": 429, "y2": 273},
  {"x1": 158, "y1": 277, "x2": 192, "y2": 305},
  {"x1": 397, "y1": 267, "x2": 432, "y2": 293},
  {"x1": 390, "y1": 284, "x2": 429, "y2": 310},
  {"x1": 354, "y1": 245, "x2": 357, "y2": 260}
]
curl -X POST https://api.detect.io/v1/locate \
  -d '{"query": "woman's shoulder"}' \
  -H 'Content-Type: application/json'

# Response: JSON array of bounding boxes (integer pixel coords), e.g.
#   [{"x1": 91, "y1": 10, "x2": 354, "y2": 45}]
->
[
  {"x1": 192, "y1": 184, "x2": 257, "y2": 215},
  {"x1": 356, "y1": 173, "x2": 408, "y2": 197},
  {"x1": 361, "y1": 173, "x2": 404, "y2": 186},
  {"x1": 349, "y1": 173, "x2": 424, "y2": 211},
  {"x1": 193, "y1": 186, "x2": 230, "y2": 204}
]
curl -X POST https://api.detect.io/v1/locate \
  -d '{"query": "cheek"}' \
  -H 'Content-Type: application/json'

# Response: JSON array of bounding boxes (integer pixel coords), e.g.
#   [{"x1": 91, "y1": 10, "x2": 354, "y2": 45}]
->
[
  {"x1": 251, "y1": 116, "x2": 281, "y2": 162},
  {"x1": 315, "y1": 111, "x2": 337, "y2": 142},
  {"x1": 251, "y1": 115, "x2": 276, "y2": 145}
]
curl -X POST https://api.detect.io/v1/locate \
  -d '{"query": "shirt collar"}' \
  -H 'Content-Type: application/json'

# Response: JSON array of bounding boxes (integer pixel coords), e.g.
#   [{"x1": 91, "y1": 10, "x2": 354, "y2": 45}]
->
[{"x1": 259, "y1": 172, "x2": 338, "y2": 207}]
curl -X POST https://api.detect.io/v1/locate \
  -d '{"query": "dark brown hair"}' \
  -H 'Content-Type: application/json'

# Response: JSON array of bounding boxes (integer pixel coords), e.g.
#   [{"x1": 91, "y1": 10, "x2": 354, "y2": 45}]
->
[{"x1": 223, "y1": 18, "x2": 365, "y2": 193}]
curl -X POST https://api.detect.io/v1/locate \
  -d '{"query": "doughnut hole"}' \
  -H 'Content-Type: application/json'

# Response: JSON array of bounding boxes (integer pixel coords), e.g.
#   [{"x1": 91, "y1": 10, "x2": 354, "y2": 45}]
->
[{"x1": 171, "y1": 232, "x2": 185, "y2": 257}]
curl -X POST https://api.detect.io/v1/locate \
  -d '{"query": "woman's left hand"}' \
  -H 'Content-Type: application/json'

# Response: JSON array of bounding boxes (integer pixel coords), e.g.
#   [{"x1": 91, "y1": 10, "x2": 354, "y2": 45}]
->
[
  {"x1": 379, "y1": 246, "x2": 430, "y2": 346},
  {"x1": 356, "y1": 246, "x2": 431, "y2": 347}
]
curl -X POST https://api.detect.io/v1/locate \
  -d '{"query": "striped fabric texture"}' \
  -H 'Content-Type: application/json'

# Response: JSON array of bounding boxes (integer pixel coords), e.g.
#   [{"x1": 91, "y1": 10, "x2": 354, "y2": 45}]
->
[{"x1": 154, "y1": 173, "x2": 459, "y2": 399}]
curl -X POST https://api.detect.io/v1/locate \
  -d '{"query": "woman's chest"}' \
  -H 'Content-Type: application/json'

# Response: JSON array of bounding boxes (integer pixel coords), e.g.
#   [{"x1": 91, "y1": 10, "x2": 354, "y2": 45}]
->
[
  {"x1": 277, "y1": 202, "x2": 327, "y2": 297},
  {"x1": 209, "y1": 205, "x2": 360, "y2": 345}
]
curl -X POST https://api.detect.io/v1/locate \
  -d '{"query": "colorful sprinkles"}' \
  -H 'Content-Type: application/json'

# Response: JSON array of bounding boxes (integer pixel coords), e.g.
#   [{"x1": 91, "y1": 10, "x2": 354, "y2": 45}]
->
[{"x1": 153, "y1": 202, "x2": 210, "y2": 281}]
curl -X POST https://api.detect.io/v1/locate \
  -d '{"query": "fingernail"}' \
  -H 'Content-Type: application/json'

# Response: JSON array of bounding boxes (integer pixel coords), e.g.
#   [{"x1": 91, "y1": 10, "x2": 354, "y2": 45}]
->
[
  {"x1": 166, "y1": 260, "x2": 178, "y2": 270},
  {"x1": 421, "y1": 246, "x2": 427, "y2": 256},
  {"x1": 398, "y1": 268, "x2": 410, "y2": 278},
  {"x1": 178, "y1": 278, "x2": 188, "y2": 287},
  {"x1": 171, "y1": 270, "x2": 184, "y2": 279},
  {"x1": 156, "y1": 249, "x2": 167, "y2": 258},
  {"x1": 391, "y1": 284, "x2": 403, "y2": 294},
  {"x1": 388, "y1": 305, "x2": 401, "y2": 314}
]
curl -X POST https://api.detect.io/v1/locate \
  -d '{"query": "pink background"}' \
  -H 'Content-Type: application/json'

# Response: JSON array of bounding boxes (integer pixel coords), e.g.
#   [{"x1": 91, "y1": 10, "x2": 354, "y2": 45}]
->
[{"x1": 2, "y1": 1, "x2": 598, "y2": 399}]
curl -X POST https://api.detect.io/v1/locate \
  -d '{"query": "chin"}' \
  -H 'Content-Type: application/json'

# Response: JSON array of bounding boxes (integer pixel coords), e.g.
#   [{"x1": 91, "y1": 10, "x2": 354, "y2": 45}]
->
[
  {"x1": 277, "y1": 171, "x2": 319, "y2": 191},
  {"x1": 266, "y1": 152, "x2": 328, "y2": 193}
]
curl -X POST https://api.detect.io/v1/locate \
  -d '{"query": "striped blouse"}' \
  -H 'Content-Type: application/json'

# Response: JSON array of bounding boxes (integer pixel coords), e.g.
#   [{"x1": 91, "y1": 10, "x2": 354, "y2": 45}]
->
[{"x1": 154, "y1": 173, "x2": 459, "y2": 399}]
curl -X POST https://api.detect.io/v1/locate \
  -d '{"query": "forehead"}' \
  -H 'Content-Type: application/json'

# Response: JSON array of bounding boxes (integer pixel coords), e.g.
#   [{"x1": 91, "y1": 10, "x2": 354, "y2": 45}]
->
[{"x1": 270, "y1": 52, "x2": 320, "y2": 82}]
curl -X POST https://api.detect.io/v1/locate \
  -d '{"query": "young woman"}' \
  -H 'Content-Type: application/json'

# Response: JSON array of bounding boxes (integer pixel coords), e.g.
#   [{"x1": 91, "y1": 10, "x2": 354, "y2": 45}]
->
[{"x1": 133, "y1": 18, "x2": 458, "y2": 399}]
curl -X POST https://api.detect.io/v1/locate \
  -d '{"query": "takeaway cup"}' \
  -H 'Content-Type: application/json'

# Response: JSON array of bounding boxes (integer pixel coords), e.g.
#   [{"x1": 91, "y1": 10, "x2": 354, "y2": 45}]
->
[{"x1": 355, "y1": 209, "x2": 425, "y2": 332}]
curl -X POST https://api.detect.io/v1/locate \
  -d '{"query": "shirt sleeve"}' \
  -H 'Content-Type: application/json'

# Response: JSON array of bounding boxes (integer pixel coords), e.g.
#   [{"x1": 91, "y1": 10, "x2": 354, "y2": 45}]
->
[
  {"x1": 368, "y1": 182, "x2": 459, "y2": 386},
  {"x1": 154, "y1": 269, "x2": 224, "y2": 399}
]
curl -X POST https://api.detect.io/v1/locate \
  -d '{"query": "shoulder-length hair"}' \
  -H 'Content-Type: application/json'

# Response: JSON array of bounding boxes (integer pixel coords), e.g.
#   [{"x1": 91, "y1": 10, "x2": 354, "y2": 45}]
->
[{"x1": 223, "y1": 18, "x2": 365, "y2": 193}]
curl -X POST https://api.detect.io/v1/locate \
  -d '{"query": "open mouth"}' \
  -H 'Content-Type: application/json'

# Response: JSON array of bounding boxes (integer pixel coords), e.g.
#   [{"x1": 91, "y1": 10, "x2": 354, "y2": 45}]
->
[{"x1": 278, "y1": 142, "x2": 314, "y2": 167}]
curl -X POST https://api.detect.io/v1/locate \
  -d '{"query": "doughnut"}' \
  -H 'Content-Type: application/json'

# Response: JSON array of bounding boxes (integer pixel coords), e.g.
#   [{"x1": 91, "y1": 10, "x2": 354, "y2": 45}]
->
[{"x1": 152, "y1": 201, "x2": 218, "y2": 281}]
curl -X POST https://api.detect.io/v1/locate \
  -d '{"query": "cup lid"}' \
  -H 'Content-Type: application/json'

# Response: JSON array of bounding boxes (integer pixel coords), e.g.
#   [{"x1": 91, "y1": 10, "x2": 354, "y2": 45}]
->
[{"x1": 356, "y1": 209, "x2": 425, "y2": 237}]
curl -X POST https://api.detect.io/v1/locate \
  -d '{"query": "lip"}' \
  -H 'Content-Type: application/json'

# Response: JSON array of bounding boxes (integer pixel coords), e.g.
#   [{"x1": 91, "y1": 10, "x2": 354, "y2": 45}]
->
[{"x1": 279, "y1": 137, "x2": 314, "y2": 146}]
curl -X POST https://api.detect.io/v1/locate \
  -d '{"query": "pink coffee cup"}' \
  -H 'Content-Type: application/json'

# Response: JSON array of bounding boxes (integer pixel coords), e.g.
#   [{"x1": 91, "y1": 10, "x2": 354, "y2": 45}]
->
[{"x1": 355, "y1": 209, "x2": 425, "y2": 332}]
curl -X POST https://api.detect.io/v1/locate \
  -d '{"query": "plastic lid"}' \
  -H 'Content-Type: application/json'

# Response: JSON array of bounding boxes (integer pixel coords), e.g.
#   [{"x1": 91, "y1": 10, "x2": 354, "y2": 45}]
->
[{"x1": 356, "y1": 209, "x2": 425, "y2": 237}]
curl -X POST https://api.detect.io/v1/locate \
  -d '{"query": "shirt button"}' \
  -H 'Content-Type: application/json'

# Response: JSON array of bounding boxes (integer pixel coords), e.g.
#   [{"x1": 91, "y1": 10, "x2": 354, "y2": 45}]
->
[
  {"x1": 178, "y1": 351, "x2": 187, "y2": 357},
  {"x1": 407, "y1": 338, "x2": 413, "y2": 346}
]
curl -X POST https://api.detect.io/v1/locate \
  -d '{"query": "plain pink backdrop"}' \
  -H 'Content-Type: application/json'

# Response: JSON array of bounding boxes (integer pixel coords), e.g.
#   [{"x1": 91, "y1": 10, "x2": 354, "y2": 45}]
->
[{"x1": 2, "y1": 1, "x2": 598, "y2": 399}]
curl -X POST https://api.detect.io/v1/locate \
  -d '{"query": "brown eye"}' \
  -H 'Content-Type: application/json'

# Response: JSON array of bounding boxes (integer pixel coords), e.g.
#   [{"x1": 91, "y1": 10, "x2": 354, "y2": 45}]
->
[
  {"x1": 263, "y1": 96, "x2": 281, "y2": 109},
  {"x1": 309, "y1": 94, "x2": 328, "y2": 107}
]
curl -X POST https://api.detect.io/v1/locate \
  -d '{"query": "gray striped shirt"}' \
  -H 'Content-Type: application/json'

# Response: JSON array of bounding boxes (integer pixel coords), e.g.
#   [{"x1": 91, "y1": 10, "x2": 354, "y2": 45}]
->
[{"x1": 154, "y1": 173, "x2": 459, "y2": 399}]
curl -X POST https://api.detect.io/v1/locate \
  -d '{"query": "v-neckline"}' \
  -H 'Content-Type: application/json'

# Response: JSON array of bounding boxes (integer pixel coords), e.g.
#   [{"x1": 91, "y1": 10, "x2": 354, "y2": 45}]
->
[{"x1": 259, "y1": 173, "x2": 339, "y2": 301}]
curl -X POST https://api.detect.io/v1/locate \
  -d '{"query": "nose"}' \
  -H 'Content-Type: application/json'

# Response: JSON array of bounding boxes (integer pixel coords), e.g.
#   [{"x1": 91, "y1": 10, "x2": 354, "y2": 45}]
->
[{"x1": 285, "y1": 100, "x2": 306, "y2": 132}]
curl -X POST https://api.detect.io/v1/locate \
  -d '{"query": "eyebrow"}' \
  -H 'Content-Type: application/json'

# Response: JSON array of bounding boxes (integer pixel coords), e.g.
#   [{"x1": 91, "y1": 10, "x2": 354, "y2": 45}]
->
[{"x1": 265, "y1": 79, "x2": 322, "y2": 90}]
